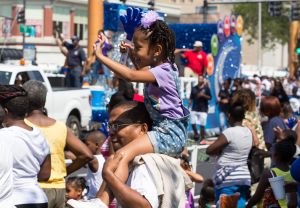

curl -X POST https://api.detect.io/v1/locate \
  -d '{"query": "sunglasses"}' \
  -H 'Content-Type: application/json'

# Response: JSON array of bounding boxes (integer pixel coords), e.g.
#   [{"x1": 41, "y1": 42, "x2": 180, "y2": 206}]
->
[{"x1": 108, "y1": 122, "x2": 140, "y2": 132}]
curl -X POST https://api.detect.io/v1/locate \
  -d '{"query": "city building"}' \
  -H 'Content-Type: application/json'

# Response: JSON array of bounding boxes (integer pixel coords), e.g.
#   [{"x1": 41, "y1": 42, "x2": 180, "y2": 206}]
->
[{"x1": 0, "y1": 0, "x2": 288, "y2": 71}]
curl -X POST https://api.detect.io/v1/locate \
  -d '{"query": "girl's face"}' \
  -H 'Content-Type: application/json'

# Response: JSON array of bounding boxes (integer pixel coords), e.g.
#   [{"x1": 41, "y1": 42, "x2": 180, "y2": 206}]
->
[
  {"x1": 132, "y1": 29, "x2": 156, "y2": 68},
  {"x1": 66, "y1": 183, "x2": 82, "y2": 201}
]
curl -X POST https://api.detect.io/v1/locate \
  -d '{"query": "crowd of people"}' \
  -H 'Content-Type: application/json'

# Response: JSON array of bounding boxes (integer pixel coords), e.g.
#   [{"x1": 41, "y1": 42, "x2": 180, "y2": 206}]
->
[{"x1": 2, "y1": 8, "x2": 300, "y2": 208}]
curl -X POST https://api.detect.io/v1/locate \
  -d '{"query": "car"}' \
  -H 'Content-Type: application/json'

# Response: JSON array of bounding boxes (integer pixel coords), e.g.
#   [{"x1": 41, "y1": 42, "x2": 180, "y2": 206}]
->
[{"x1": 0, "y1": 63, "x2": 92, "y2": 137}]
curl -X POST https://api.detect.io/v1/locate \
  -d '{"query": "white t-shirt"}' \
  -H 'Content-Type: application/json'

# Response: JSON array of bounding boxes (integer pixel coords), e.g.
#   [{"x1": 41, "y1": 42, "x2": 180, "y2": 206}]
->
[
  {"x1": 2, "y1": 126, "x2": 50, "y2": 205},
  {"x1": 0, "y1": 134, "x2": 15, "y2": 208},
  {"x1": 117, "y1": 164, "x2": 159, "y2": 208},
  {"x1": 216, "y1": 126, "x2": 252, "y2": 188},
  {"x1": 86, "y1": 155, "x2": 105, "y2": 199},
  {"x1": 218, "y1": 126, "x2": 252, "y2": 166}
]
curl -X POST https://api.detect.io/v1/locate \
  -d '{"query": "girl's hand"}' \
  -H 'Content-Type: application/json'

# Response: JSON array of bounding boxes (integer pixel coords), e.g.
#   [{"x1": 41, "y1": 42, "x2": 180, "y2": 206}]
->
[
  {"x1": 93, "y1": 33, "x2": 106, "y2": 58},
  {"x1": 119, "y1": 41, "x2": 134, "y2": 54}
]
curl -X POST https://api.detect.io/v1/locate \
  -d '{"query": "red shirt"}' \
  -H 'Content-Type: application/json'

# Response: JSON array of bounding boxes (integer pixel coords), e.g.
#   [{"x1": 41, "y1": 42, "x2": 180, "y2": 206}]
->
[{"x1": 183, "y1": 50, "x2": 208, "y2": 75}]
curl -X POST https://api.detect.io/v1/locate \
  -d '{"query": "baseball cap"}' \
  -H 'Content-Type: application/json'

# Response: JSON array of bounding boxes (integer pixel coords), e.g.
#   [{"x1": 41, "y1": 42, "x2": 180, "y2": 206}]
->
[
  {"x1": 193, "y1": 41, "x2": 203, "y2": 47},
  {"x1": 71, "y1": 36, "x2": 80, "y2": 42}
]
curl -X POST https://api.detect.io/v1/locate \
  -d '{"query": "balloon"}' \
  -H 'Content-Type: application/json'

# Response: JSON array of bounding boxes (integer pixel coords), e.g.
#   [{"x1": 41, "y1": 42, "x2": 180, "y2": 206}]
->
[
  {"x1": 230, "y1": 15, "x2": 236, "y2": 34},
  {"x1": 223, "y1": 16, "x2": 230, "y2": 38},
  {"x1": 211, "y1": 34, "x2": 219, "y2": 56},
  {"x1": 206, "y1": 54, "x2": 214, "y2": 76},
  {"x1": 217, "y1": 20, "x2": 225, "y2": 43},
  {"x1": 236, "y1": 15, "x2": 244, "y2": 36}
]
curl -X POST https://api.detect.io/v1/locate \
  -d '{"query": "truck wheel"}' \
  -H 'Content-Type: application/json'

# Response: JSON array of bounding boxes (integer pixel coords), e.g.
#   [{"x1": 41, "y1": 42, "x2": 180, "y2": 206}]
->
[{"x1": 67, "y1": 115, "x2": 81, "y2": 137}]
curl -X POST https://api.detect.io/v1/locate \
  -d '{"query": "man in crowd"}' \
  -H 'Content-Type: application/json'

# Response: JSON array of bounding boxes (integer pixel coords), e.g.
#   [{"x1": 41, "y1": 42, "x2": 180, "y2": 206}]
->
[
  {"x1": 181, "y1": 40, "x2": 208, "y2": 77},
  {"x1": 189, "y1": 75, "x2": 211, "y2": 144},
  {"x1": 56, "y1": 34, "x2": 86, "y2": 87},
  {"x1": 67, "y1": 101, "x2": 191, "y2": 208}
]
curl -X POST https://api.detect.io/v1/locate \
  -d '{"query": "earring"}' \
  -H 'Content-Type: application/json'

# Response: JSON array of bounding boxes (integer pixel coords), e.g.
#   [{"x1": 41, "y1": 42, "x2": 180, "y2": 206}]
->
[{"x1": 153, "y1": 57, "x2": 157, "y2": 62}]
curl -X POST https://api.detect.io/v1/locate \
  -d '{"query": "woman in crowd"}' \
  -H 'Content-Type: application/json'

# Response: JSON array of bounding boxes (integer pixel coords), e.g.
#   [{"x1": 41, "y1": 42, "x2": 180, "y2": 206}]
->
[
  {"x1": 231, "y1": 89, "x2": 265, "y2": 150},
  {"x1": 206, "y1": 102, "x2": 253, "y2": 207},
  {"x1": 270, "y1": 79, "x2": 289, "y2": 105},
  {"x1": 23, "y1": 80, "x2": 93, "y2": 208},
  {"x1": 260, "y1": 96, "x2": 287, "y2": 155},
  {"x1": 0, "y1": 85, "x2": 51, "y2": 208}
]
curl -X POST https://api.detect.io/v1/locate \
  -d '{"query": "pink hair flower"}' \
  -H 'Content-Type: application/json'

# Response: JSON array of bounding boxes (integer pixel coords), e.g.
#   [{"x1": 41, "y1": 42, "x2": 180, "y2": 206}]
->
[{"x1": 141, "y1": 11, "x2": 161, "y2": 29}]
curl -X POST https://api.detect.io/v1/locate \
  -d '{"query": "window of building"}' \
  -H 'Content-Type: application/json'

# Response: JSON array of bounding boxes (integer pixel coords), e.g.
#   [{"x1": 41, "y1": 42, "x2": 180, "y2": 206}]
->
[
  {"x1": 53, "y1": 21, "x2": 69, "y2": 37},
  {"x1": 74, "y1": 23, "x2": 87, "y2": 40}
]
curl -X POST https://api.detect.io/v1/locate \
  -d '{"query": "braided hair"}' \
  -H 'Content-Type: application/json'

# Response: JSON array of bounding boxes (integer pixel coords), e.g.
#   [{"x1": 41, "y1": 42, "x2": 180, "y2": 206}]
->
[
  {"x1": 0, "y1": 85, "x2": 28, "y2": 119},
  {"x1": 67, "y1": 177, "x2": 89, "y2": 197},
  {"x1": 139, "y1": 20, "x2": 176, "y2": 64}
]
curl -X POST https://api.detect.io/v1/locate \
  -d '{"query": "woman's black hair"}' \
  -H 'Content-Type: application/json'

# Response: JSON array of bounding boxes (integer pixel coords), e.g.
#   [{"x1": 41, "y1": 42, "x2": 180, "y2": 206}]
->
[
  {"x1": 274, "y1": 137, "x2": 296, "y2": 163},
  {"x1": 139, "y1": 20, "x2": 176, "y2": 64},
  {"x1": 0, "y1": 85, "x2": 28, "y2": 119},
  {"x1": 111, "y1": 101, "x2": 152, "y2": 130},
  {"x1": 228, "y1": 101, "x2": 245, "y2": 122}
]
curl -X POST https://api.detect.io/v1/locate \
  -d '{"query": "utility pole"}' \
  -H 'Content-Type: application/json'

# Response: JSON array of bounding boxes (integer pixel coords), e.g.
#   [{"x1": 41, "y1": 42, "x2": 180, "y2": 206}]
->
[
  {"x1": 203, "y1": 0, "x2": 208, "y2": 23},
  {"x1": 258, "y1": 2, "x2": 262, "y2": 75},
  {"x1": 17, "y1": 0, "x2": 26, "y2": 56},
  {"x1": 23, "y1": 0, "x2": 25, "y2": 56}
]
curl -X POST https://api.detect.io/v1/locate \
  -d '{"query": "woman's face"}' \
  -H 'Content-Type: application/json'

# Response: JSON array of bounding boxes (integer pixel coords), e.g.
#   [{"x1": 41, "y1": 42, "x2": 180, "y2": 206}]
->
[
  {"x1": 108, "y1": 107, "x2": 145, "y2": 151},
  {"x1": 132, "y1": 29, "x2": 155, "y2": 69},
  {"x1": 66, "y1": 183, "x2": 82, "y2": 201}
]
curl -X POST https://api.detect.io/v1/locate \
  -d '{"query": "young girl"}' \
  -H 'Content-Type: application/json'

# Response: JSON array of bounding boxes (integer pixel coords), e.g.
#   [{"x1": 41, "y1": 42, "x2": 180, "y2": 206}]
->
[
  {"x1": 246, "y1": 136, "x2": 298, "y2": 208},
  {"x1": 93, "y1": 9, "x2": 189, "y2": 201},
  {"x1": 66, "y1": 177, "x2": 89, "y2": 201}
]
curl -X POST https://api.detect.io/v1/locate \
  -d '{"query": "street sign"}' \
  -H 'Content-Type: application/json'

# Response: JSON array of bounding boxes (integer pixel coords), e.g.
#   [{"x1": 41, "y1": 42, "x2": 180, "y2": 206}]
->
[
  {"x1": 23, "y1": 44, "x2": 36, "y2": 61},
  {"x1": 209, "y1": 0, "x2": 294, "y2": 4},
  {"x1": 20, "y1": 24, "x2": 26, "y2": 33}
]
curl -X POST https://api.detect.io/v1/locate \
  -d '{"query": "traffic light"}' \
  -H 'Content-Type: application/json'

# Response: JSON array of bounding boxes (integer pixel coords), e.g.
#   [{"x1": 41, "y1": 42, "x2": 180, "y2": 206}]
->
[
  {"x1": 17, "y1": 9, "x2": 25, "y2": 24},
  {"x1": 297, "y1": 38, "x2": 300, "y2": 62},
  {"x1": 268, "y1": 1, "x2": 282, "y2": 17},
  {"x1": 291, "y1": 1, "x2": 300, "y2": 21}
]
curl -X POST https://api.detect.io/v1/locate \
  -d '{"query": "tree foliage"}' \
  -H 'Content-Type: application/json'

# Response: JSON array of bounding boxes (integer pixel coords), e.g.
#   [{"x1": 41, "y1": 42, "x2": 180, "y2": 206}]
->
[{"x1": 232, "y1": 3, "x2": 289, "y2": 49}]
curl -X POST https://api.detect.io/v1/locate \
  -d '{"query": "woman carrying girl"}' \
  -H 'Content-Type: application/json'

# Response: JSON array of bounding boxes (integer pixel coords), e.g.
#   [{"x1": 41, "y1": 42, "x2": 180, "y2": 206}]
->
[{"x1": 67, "y1": 9, "x2": 189, "y2": 208}]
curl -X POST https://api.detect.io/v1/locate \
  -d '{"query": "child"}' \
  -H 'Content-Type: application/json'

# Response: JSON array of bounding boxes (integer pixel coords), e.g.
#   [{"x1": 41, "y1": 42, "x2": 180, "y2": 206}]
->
[
  {"x1": 66, "y1": 177, "x2": 88, "y2": 201},
  {"x1": 180, "y1": 154, "x2": 204, "y2": 208},
  {"x1": 199, "y1": 179, "x2": 215, "y2": 208},
  {"x1": 94, "y1": 9, "x2": 189, "y2": 203},
  {"x1": 246, "y1": 136, "x2": 298, "y2": 208},
  {"x1": 85, "y1": 131, "x2": 106, "y2": 199}
]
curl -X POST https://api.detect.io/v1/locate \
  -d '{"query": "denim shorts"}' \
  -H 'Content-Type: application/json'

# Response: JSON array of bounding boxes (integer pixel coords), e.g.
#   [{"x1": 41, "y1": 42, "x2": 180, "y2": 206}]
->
[
  {"x1": 147, "y1": 118, "x2": 187, "y2": 157},
  {"x1": 103, "y1": 65, "x2": 113, "y2": 79}
]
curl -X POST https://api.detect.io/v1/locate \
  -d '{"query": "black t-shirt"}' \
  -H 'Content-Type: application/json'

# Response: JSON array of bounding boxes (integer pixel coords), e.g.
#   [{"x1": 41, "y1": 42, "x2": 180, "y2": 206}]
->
[
  {"x1": 65, "y1": 43, "x2": 86, "y2": 68},
  {"x1": 218, "y1": 88, "x2": 230, "y2": 113},
  {"x1": 190, "y1": 85, "x2": 211, "y2": 112}
]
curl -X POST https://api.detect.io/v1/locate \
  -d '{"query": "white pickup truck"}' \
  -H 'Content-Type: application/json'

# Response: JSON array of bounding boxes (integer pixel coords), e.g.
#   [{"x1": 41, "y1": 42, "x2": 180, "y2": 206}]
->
[{"x1": 0, "y1": 64, "x2": 91, "y2": 137}]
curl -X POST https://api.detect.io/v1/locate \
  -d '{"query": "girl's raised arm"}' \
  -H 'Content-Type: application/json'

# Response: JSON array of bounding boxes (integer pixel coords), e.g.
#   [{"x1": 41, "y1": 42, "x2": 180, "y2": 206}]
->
[{"x1": 94, "y1": 34, "x2": 156, "y2": 83}]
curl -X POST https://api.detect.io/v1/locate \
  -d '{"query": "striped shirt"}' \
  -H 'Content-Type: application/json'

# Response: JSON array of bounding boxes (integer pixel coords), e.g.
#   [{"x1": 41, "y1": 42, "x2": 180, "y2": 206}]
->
[{"x1": 214, "y1": 126, "x2": 252, "y2": 189}]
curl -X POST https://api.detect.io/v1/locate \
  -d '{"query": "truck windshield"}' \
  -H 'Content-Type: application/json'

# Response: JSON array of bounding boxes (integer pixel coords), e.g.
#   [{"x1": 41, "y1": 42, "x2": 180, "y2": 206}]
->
[{"x1": 0, "y1": 71, "x2": 12, "y2": 84}]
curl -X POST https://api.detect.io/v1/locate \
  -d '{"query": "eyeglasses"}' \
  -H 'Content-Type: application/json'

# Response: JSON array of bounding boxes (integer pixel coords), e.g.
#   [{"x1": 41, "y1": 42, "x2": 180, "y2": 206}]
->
[{"x1": 108, "y1": 123, "x2": 137, "y2": 132}]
